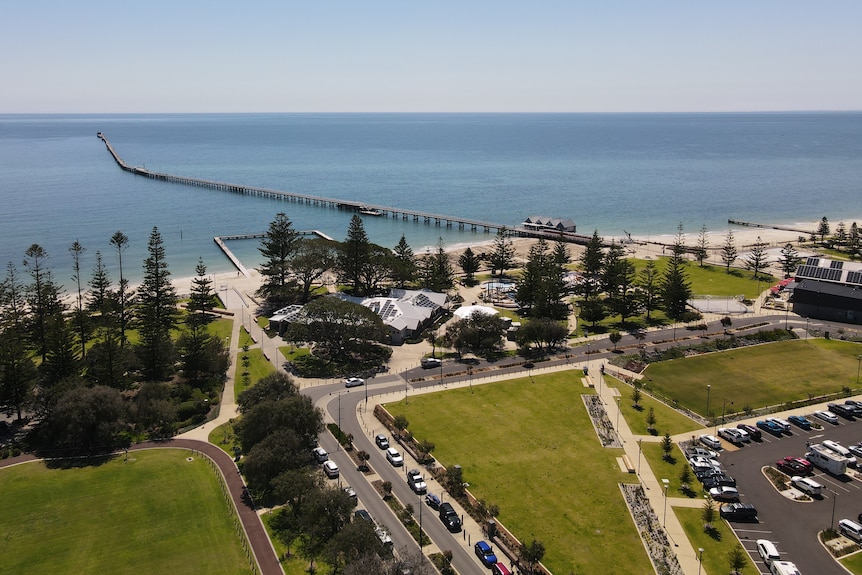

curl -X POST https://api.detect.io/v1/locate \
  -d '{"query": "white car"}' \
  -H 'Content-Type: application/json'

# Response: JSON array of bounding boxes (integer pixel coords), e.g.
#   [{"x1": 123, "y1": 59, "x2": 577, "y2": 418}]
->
[
  {"x1": 323, "y1": 460, "x2": 339, "y2": 478},
  {"x1": 699, "y1": 434, "x2": 722, "y2": 450},
  {"x1": 813, "y1": 410, "x2": 839, "y2": 424},
  {"x1": 385, "y1": 447, "x2": 404, "y2": 466},
  {"x1": 717, "y1": 428, "x2": 745, "y2": 444},
  {"x1": 689, "y1": 456, "x2": 721, "y2": 470},
  {"x1": 344, "y1": 377, "x2": 365, "y2": 388},
  {"x1": 312, "y1": 446, "x2": 328, "y2": 463},
  {"x1": 708, "y1": 486, "x2": 740, "y2": 502},
  {"x1": 687, "y1": 446, "x2": 719, "y2": 460}
]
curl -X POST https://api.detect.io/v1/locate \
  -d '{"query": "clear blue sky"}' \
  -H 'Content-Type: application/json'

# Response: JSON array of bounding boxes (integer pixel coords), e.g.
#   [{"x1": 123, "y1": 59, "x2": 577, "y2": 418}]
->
[{"x1": 3, "y1": 1, "x2": 860, "y2": 113}]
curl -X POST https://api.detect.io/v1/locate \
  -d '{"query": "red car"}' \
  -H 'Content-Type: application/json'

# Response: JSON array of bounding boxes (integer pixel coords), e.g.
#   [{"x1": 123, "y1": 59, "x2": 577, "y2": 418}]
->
[
  {"x1": 737, "y1": 423, "x2": 762, "y2": 440},
  {"x1": 775, "y1": 456, "x2": 812, "y2": 475}
]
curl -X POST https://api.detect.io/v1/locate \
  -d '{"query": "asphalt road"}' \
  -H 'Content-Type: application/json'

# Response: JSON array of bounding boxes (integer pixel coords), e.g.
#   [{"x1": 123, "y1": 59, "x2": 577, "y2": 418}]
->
[{"x1": 721, "y1": 415, "x2": 862, "y2": 575}]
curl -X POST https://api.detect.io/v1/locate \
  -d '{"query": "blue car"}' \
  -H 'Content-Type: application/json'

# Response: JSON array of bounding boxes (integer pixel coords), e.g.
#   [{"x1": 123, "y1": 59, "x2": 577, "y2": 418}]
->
[
  {"x1": 475, "y1": 540, "x2": 498, "y2": 567},
  {"x1": 756, "y1": 420, "x2": 784, "y2": 435},
  {"x1": 788, "y1": 415, "x2": 812, "y2": 430}
]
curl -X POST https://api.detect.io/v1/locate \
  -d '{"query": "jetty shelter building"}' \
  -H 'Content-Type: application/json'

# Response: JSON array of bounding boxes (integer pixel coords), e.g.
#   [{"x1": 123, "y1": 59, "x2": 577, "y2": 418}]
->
[
  {"x1": 521, "y1": 216, "x2": 577, "y2": 234},
  {"x1": 790, "y1": 257, "x2": 862, "y2": 324}
]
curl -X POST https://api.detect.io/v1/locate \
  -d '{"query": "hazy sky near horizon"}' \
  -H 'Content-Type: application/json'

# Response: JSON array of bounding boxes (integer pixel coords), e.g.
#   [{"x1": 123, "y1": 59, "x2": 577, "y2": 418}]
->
[{"x1": 3, "y1": 1, "x2": 860, "y2": 113}]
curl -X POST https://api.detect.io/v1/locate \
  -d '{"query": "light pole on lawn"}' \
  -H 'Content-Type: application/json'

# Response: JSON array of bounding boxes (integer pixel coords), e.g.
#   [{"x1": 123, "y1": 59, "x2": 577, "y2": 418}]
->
[
  {"x1": 857, "y1": 354, "x2": 862, "y2": 385},
  {"x1": 616, "y1": 396, "x2": 621, "y2": 433},
  {"x1": 662, "y1": 478, "x2": 670, "y2": 527},
  {"x1": 706, "y1": 385, "x2": 711, "y2": 422},
  {"x1": 637, "y1": 438, "x2": 643, "y2": 476},
  {"x1": 697, "y1": 548, "x2": 704, "y2": 575}
]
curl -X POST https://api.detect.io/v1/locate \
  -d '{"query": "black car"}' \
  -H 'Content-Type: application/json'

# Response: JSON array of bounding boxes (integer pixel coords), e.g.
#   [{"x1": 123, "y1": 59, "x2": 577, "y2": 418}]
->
[
  {"x1": 375, "y1": 434, "x2": 390, "y2": 449},
  {"x1": 828, "y1": 403, "x2": 856, "y2": 419},
  {"x1": 702, "y1": 472, "x2": 736, "y2": 489},
  {"x1": 694, "y1": 467, "x2": 725, "y2": 482},
  {"x1": 438, "y1": 502, "x2": 462, "y2": 532},
  {"x1": 845, "y1": 400, "x2": 862, "y2": 417},
  {"x1": 354, "y1": 509, "x2": 373, "y2": 523},
  {"x1": 720, "y1": 503, "x2": 757, "y2": 521}
]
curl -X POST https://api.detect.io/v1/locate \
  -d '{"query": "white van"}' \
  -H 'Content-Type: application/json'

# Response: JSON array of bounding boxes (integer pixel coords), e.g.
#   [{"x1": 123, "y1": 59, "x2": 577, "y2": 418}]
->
[
  {"x1": 769, "y1": 561, "x2": 801, "y2": 575},
  {"x1": 323, "y1": 460, "x2": 340, "y2": 478},
  {"x1": 823, "y1": 440, "x2": 857, "y2": 467},
  {"x1": 840, "y1": 518, "x2": 862, "y2": 542},
  {"x1": 791, "y1": 475, "x2": 823, "y2": 496},
  {"x1": 756, "y1": 539, "x2": 780, "y2": 566}
]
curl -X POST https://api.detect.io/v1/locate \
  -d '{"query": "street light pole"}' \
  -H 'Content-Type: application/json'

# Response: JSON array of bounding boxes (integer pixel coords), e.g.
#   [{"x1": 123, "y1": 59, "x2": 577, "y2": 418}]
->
[
  {"x1": 697, "y1": 548, "x2": 704, "y2": 575},
  {"x1": 616, "y1": 397, "x2": 621, "y2": 432},
  {"x1": 857, "y1": 354, "x2": 862, "y2": 386},
  {"x1": 706, "y1": 385, "x2": 711, "y2": 421},
  {"x1": 831, "y1": 489, "x2": 838, "y2": 531},
  {"x1": 662, "y1": 479, "x2": 670, "y2": 527},
  {"x1": 637, "y1": 439, "x2": 643, "y2": 476}
]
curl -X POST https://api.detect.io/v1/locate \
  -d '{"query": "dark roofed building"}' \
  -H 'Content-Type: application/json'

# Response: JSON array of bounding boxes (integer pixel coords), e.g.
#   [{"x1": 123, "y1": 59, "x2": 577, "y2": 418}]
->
[{"x1": 789, "y1": 257, "x2": 862, "y2": 324}]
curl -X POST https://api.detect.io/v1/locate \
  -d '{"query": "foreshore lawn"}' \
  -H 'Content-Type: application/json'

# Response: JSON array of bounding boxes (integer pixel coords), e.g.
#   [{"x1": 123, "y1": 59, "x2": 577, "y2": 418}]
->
[
  {"x1": 630, "y1": 258, "x2": 777, "y2": 299},
  {"x1": 640, "y1": 339, "x2": 862, "y2": 418},
  {"x1": 386, "y1": 371, "x2": 652, "y2": 575},
  {"x1": 0, "y1": 449, "x2": 251, "y2": 575},
  {"x1": 611, "y1": 378, "x2": 702, "y2": 437}
]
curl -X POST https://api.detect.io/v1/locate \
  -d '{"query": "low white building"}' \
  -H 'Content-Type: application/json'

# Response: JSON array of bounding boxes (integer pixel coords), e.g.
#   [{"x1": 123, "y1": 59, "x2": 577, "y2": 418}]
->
[{"x1": 330, "y1": 288, "x2": 448, "y2": 344}]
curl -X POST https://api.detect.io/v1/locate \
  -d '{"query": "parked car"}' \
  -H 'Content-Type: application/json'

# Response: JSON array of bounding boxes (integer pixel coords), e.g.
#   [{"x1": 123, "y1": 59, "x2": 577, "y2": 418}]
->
[
  {"x1": 737, "y1": 423, "x2": 762, "y2": 440},
  {"x1": 699, "y1": 434, "x2": 722, "y2": 450},
  {"x1": 323, "y1": 460, "x2": 340, "y2": 478},
  {"x1": 767, "y1": 417, "x2": 791, "y2": 432},
  {"x1": 717, "y1": 428, "x2": 745, "y2": 444},
  {"x1": 686, "y1": 446, "x2": 718, "y2": 460},
  {"x1": 689, "y1": 456, "x2": 721, "y2": 470},
  {"x1": 375, "y1": 434, "x2": 390, "y2": 449},
  {"x1": 720, "y1": 502, "x2": 758, "y2": 521},
  {"x1": 312, "y1": 446, "x2": 328, "y2": 463},
  {"x1": 709, "y1": 485, "x2": 740, "y2": 502},
  {"x1": 344, "y1": 376, "x2": 365, "y2": 388},
  {"x1": 775, "y1": 456, "x2": 812, "y2": 475},
  {"x1": 344, "y1": 486, "x2": 357, "y2": 500},
  {"x1": 845, "y1": 401, "x2": 862, "y2": 417},
  {"x1": 491, "y1": 563, "x2": 513, "y2": 575},
  {"x1": 787, "y1": 415, "x2": 812, "y2": 430},
  {"x1": 421, "y1": 357, "x2": 442, "y2": 369},
  {"x1": 425, "y1": 493, "x2": 441, "y2": 509},
  {"x1": 354, "y1": 509, "x2": 373, "y2": 523},
  {"x1": 385, "y1": 447, "x2": 404, "y2": 466},
  {"x1": 756, "y1": 420, "x2": 784, "y2": 435},
  {"x1": 407, "y1": 469, "x2": 428, "y2": 494},
  {"x1": 848, "y1": 444, "x2": 862, "y2": 459},
  {"x1": 702, "y1": 472, "x2": 737, "y2": 489},
  {"x1": 474, "y1": 541, "x2": 498, "y2": 567},
  {"x1": 828, "y1": 403, "x2": 855, "y2": 419},
  {"x1": 813, "y1": 410, "x2": 839, "y2": 424},
  {"x1": 791, "y1": 476, "x2": 823, "y2": 496},
  {"x1": 375, "y1": 526, "x2": 393, "y2": 548},
  {"x1": 439, "y1": 502, "x2": 462, "y2": 531}
]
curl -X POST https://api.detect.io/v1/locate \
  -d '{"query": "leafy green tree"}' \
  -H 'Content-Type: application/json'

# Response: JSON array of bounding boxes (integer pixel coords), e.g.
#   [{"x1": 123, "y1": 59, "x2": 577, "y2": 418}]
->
[
  {"x1": 578, "y1": 297, "x2": 607, "y2": 328},
  {"x1": 487, "y1": 228, "x2": 516, "y2": 276},
  {"x1": 323, "y1": 520, "x2": 382, "y2": 572},
  {"x1": 444, "y1": 311, "x2": 507, "y2": 358},
  {"x1": 609, "y1": 330, "x2": 622, "y2": 350},
  {"x1": 36, "y1": 384, "x2": 128, "y2": 453},
  {"x1": 778, "y1": 243, "x2": 802, "y2": 278},
  {"x1": 728, "y1": 543, "x2": 747, "y2": 574},
  {"x1": 241, "y1": 427, "x2": 310, "y2": 495},
  {"x1": 256, "y1": 213, "x2": 301, "y2": 307},
  {"x1": 236, "y1": 394, "x2": 323, "y2": 454},
  {"x1": 520, "y1": 539, "x2": 546, "y2": 574},
  {"x1": 0, "y1": 264, "x2": 38, "y2": 420},
  {"x1": 178, "y1": 329, "x2": 229, "y2": 392},
  {"x1": 577, "y1": 230, "x2": 604, "y2": 301},
  {"x1": 702, "y1": 495, "x2": 716, "y2": 531},
  {"x1": 661, "y1": 231, "x2": 692, "y2": 321},
  {"x1": 291, "y1": 238, "x2": 337, "y2": 303},
  {"x1": 392, "y1": 235, "x2": 418, "y2": 288},
  {"x1": 458, "y1": 247, "x2": 481, "y2": 286},
  {"x1": 721, "y1": 230, "x2": 738, "y2": 273},
  {"x1": 238, "y1": 372, "x2": 298, "y2": 412},
  {"x1": 24, "y1": 244, "x2": 64, "y2": 364},
  {"x1": 132, "y1": 381, "x2": 177, "y2": 436},
  {"x1": 679, "y1": 465, "x2": 693, "y2": 492},
  {"x1": 284, "y1": 297, "x2": 387, "y2": 362},
  {"x1": 744, "y1": 235, "x2": 769, "y2": 279},
  {"x1": 603, "y1": 243, "x2": 638, "y2": 322},
  {"x1": 849, "y1": 222, "x2": 861, "y2": 258},
  {"x1": 646, "y1": 406, "x2": 657, "y2": 433},
  {"x1": 631, "y1": 384, "x2": 641, "y2": 408},
  {"x1": 661, "y1": 432, "x2": 673, "y2": 460},
  {"x1": 516, "y1": 318, "x2": 569, "y2": 351},
  {"x1": 135, "y1": 227, "x2": 179, "y2": 381},
  {"x1": 834, "y1": 221, "x2": 848, "y2": 247}
]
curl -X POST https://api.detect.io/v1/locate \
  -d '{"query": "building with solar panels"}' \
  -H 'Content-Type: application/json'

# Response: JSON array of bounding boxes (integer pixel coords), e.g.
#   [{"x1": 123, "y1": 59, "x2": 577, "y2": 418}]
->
[{"x1": 790, "y1": 257, "x2": 862, "y2": 324}]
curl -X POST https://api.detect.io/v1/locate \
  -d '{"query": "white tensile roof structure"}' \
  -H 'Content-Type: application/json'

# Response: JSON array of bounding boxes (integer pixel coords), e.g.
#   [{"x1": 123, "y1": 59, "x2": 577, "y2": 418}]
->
[{"x1": 453, "y1": 305, "x2": 499, "y2": 320}]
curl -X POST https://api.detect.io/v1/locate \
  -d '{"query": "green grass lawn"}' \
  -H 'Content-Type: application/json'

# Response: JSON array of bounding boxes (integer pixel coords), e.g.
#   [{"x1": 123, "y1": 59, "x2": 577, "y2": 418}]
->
[
  {"x1": 640, "y1": 339, "x2": 862, "y2": 418},
  {"x1": 208, "y1": 317, "x2": 234, "y2": 343},
  {"x1": 631, "y1": 258, "x2": 776, "y2": 299},
  {"x1": 676, "y1": 507, "x2": 757, "y2": 575},
  {"x1": 386, "y1": 371, "x2": 652, "y2": 575},
  {"x1": 611, "y1": 379, "x2": 702, "y2": 437},
  {"x1": 641, "y1": 442, "x2": 702, "y2": 499},
  {"x1": 209, "y1": 419, "x2": 240, "y2": 456},
  {"x1": 840, "y1": 549, "x2": 862, "y2": 574},
  {"x1": 0, "y1": 449, "x2": 251, "y2": 575},
  {"x1": 234, "y1": 347, "x2": 276, "y2": 401}
]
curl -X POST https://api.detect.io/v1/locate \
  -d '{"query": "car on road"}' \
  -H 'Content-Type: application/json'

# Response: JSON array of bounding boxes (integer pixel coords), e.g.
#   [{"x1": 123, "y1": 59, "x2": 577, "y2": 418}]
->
[
  {"x1": 385, "y1": 447, "x2": 404, "y2": 466},
  {"x1": 737, "y1": 423, "x2": 762, "y2": 440},
  {"x1": 421, "y1": 357, "x2": 442, "y2": 369},
  {"x1": 709, "y1": 485, "x2": 740, "y2": 502},
  {"x1": 425, "y1": 493, "x2": 441, "y2": 509},
  {"x1": 344, "y1": 376, "x2": 365, "y2": 388},
  {"x1": 718, "y1": 427, "x2": 746, "y2": 444},
  {"x1": 720, "y1": 502, "x2": 757, "y2": 521},
  {"x1": 474, "y1": 540, "x2": 498, "y2": 567},
  {"x1": 756, "y1": 419, "x2": 784, "y2": 435},
  {"x1": 375, "y1": 434, "x2": 390, "y2": 449},
  {"x1": 407, "y1": 469, "x2": 428, "y2": 494},
  {"x1": 699, "y1": 434, "x2": 722, "y2": 450},
  {"x1": 775, "y1": 456, "x2": 812, "y2": 475},
  {"x1": 813, "y1": 410, "x2": 839, "y2": 424},
  {"x1": 787, "y1": 415, "x2": 812, "y2": 430},
  {"x1": 439, "y1": 502, "x2": 462, "y2": 532}
]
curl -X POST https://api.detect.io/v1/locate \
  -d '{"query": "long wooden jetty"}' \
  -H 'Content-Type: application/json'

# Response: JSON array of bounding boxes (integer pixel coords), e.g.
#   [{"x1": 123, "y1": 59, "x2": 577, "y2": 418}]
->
[
  {"x1": 728, "y1": 219, "x2": 815, "y2": 235},
  {"x1": 214, "y1": 231, "x2": 335, "y2": 277},
  {"x1": 98, "y1": 133, "x2": 506, "y2": 233}
]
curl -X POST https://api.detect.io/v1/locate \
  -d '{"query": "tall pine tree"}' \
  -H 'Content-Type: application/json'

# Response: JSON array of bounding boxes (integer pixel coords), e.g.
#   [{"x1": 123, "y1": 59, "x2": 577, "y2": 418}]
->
[
  {"x1": 256, "y1": 213, "x2": 301, "y2": 308},
  {"x1": 136, "y1": 227, "x2": 179, "y2": 381},
  {"x1": 661, "y1": 231, "x2": 692, "y2": 321}
]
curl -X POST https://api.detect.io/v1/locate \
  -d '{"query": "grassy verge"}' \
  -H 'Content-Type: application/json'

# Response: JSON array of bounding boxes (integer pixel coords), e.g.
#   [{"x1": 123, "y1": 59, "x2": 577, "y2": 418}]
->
[
  {"x1": 209, "y1": 418, "x2": 240, "y2": 456},
  {"x1": 640, "y1": 339, "x2": 862, "y2": 417},
  {"x1": 0, "y1": 450, "x2": 251, "y2": 575},
  {"x1": 611, "y1": 379, "x2": 703, "y2": 437},
  {"x1": 234, "y1": 347, "x2": 276, "y2": 401},
  {"x1": 386, "y1": 370, "x2": 651, "y2": 575},
  {"x1": 641, "y1": 442, "x2": 702, "y2": 498},
  {"x1": 260, "y1": 513, "x2": 330, "y2": 575},
  {"x1": 676, "y1": 507, "x2": 757, "y2": 575},
  {"x1": 840, "y1": 550, "x2": 862, "y2": 574}
]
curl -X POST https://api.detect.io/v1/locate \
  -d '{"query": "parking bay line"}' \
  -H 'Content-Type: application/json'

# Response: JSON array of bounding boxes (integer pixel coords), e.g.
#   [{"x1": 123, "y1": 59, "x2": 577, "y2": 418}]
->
[{"x1": 733, "y1": 527, "x2": 774, "y2": 534}]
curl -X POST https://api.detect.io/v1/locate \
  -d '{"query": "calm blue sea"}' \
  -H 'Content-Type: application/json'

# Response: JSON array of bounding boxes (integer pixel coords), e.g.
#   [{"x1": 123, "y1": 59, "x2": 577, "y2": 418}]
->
[{"x1": 1, "y1": 113, "x2": 861, "y2": 286}]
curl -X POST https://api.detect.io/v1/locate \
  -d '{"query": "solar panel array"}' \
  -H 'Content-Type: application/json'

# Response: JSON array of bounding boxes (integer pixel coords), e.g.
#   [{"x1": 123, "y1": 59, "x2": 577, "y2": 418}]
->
[
  {"x1": 796, "y1": 265, "x2": 844, "y2": 282},
  {"x1": 847, "y1": 271, "x2": 862, "y2": 286},
  {"x1": 831, "y1": 260, "x2": 844, "y2": 269},
  {"x1": 806, "y1": 257, "x2": 820, "y2": 266}
]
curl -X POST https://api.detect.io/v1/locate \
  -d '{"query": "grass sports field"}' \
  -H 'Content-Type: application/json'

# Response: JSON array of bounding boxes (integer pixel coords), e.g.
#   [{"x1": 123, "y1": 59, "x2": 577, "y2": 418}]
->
[
  {"x1": 387, "y1": 372, "x2": 652, "y2": 575},
  {"x1": 640, "y1": 339, "x2": 862, "y2": 417},
  {"x1": 0, "y1": 449, "x2": 251, "y2": 575}
]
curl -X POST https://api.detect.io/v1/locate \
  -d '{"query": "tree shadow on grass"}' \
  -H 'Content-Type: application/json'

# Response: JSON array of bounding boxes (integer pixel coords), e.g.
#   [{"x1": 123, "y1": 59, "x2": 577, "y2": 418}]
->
[
  {"x1": 705, "y1": 526, "x2": 723, "y2": 541},
  {"x1": 43, "y1": 453, "x2": 117, "y2": 469}
]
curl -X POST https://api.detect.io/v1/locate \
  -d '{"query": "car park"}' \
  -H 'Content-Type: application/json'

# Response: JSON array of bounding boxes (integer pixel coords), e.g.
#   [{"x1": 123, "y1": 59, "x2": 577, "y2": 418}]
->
[
  {"x1": 719, "y1": 502, "x2": 757, "y2": 521},
  {"x1": 407, "y1": 469, "x2": 428, "y2": 494},
  {"x1": 385, "y1": 447, "x2": 404, "y2": 466},
  {"x1": 718, "y1": 428, "x2": 746, "y2": 444},
  {"x1": 312, "y1": 446, "x2": 328, "y2": 463},
  {"x1": 474, "y1": 540, "x2": 498, "y2": 567},
  {"x1": 439, "y1": 502, "x2": 462, "y2": 531},
  {"x1": 757, "y1": 419, "x2": 784, "y2": 435},
  {"x1": 775, "y1": 456, "x2": 812, "y2": 475},
  {"x1": 737, "y1": 423, "x2": 762, "y2": 440},
  {"x1": 708, "y1": 485, "x2": 740, "y2": 502},
  {"x1": 699, "y1": 434, "x2": 722, "y2": 450},
  {"x1": 813, "y1": 410, "x2": 839, "y2": 424},
  {"x1": 787, "y1": 415, "x2": 812, "y2": 430},
  {"x1": 421, "y1": 357, "x2": 442, "y2": 369},
  {"x1": 375, "y1": 434, "x2": 390, "y2": 449},
  {"x1": 344, "y1": 376, "x2": 365, "y2": 388},
  {"x1": 425, "y1": 493, "x2": 441, "y2": 509},
  {"x1": 323, "y1": 460, "x2": 340, "y2": 478}
]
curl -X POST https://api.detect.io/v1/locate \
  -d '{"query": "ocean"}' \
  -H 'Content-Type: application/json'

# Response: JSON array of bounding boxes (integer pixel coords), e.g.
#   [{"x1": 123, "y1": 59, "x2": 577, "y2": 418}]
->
[{"x1": 1, "y1": 112, "x2": 861, "y2": 287}]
